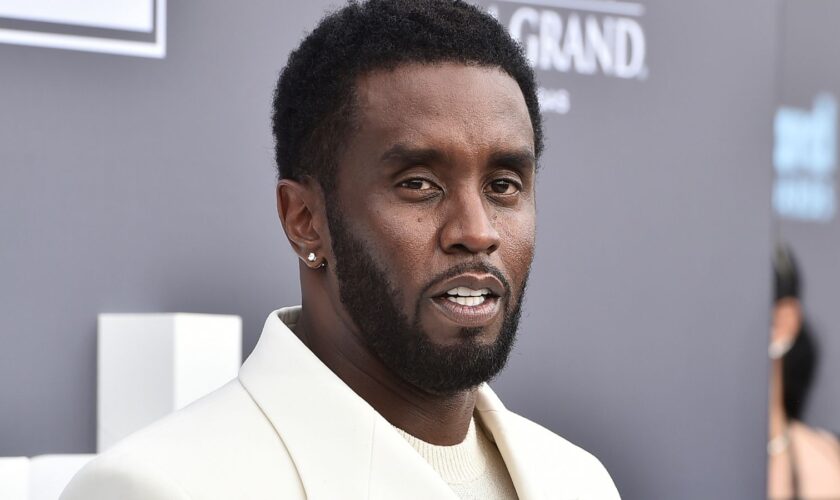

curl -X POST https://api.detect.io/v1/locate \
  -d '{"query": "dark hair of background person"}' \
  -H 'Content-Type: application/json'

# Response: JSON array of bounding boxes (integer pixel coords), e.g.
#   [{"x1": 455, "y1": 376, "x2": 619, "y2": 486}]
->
[
  {"x1": 773, "y1": 245, "x2": 818, "y2": 421},
  {"x1": 271, "y1": 0, "x2": 543, "y2": 195}
]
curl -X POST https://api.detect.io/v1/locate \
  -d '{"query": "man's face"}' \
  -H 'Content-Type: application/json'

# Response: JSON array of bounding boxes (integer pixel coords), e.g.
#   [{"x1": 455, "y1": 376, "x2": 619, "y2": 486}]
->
[{"x1": 324, "y1": 62, "x2": 536, "y2": 395}]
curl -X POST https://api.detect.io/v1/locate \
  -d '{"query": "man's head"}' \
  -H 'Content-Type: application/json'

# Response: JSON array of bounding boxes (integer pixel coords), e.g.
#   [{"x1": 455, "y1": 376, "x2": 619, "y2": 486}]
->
[{"x1": 274, "y1": 0, "x2": 541, "y2": 395}]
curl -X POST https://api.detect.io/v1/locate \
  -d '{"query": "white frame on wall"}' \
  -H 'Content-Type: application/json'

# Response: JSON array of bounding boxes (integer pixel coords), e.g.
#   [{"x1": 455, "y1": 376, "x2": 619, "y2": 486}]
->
[{"x1": 0, "y1": 0, "x2": 166, "y2": 58}]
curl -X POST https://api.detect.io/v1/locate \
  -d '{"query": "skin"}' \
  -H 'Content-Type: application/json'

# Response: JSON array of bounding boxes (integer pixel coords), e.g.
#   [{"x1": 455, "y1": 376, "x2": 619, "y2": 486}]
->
[
  {"x1": 767, "y1": 297, "x2": 801, "y2": 496},
  {"x1": 276, "y1": 62, "x2": 536, "y2": 445},
  {"x1": 769, "y1": 297, "x2": 801, "y2": 439}
]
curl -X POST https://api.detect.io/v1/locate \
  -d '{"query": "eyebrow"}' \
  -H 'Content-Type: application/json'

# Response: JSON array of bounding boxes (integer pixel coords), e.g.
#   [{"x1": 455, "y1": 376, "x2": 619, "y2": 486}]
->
[
  {"x1": 380, "y1": 144, "x2": 536, "y2": 170},
  {"x1": 488, "y1": 149, "x2": 537, "y2": 171},
  {"x1": 379, "y1": 144, "x2": 447, "y2": 166}
]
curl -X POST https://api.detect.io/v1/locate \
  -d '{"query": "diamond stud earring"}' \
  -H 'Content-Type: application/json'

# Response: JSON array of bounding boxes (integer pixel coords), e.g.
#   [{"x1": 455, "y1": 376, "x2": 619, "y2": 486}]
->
[{"x1": 307, "y1": 252, "x2": 316, "y2": 262}]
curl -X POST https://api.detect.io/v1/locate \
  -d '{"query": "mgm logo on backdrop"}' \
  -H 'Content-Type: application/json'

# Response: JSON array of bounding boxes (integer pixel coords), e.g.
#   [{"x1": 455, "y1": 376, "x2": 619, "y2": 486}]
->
[{"x1": 484, "y1": 0, "x2": 648, "y2": 114}]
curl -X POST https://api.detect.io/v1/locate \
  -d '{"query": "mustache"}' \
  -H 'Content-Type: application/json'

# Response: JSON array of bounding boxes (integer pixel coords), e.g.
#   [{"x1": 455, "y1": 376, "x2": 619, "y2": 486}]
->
[{"x1": 420, "y1": 261, "x2": 512, "y2": 297}]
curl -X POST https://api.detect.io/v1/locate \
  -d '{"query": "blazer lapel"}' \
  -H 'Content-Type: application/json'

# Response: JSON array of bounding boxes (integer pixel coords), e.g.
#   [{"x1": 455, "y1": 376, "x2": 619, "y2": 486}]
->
[
  {"x1": 475, "y1": 384, "x2": 544, "y2": 500},
  {"x1": 238, "y1": 307, "x2": 457, "y2": 500}
]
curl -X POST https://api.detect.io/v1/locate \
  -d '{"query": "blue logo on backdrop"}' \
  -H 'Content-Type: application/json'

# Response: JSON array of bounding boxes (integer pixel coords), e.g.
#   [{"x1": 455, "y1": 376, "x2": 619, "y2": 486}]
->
[{"x1": 773, "y1": 93, "x2": 838, "y2": 222}]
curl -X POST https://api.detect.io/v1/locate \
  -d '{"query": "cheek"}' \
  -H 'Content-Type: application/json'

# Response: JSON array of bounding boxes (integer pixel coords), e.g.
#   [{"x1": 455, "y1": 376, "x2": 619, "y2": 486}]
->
[
  {"x1": 498, "y1": 210, "x2": 536, "y2": 282},
  {"x1": 357, "y1": 204, "x2": 438, "y2": 279}
]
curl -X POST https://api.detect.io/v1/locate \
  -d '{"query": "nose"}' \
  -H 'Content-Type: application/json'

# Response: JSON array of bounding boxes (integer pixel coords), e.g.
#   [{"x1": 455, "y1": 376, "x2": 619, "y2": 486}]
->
[{"x1": 439, "y1": 190, "x2": 501, "y2": 255}]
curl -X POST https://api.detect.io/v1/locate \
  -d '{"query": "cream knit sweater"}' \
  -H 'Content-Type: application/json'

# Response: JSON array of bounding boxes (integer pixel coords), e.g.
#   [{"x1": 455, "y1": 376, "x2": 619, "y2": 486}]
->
[{"x1": 394, "y1": 418, "x2": 518, "y2": 500}]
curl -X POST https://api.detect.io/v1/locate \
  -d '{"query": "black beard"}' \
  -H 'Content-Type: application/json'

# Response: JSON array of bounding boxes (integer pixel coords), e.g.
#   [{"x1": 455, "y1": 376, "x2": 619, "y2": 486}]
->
[{"x1": 326, "y1": 206, "x2": 528, "y2": 396}]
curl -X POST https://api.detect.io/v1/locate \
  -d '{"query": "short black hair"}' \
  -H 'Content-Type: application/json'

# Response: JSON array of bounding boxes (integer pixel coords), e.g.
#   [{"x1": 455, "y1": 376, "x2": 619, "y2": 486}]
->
[
  {"x1": 272, "y1": 0, "x2": 542, "y2": 193},
  {"x1": 773, "y1": 243, "x2": 800, "y2": 301}
]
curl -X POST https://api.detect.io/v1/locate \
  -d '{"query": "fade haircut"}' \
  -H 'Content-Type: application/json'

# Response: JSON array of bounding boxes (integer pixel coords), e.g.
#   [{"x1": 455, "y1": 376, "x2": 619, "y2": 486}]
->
[{"x1": 272, "y1": 0, "x2": 542, "y2": 194}]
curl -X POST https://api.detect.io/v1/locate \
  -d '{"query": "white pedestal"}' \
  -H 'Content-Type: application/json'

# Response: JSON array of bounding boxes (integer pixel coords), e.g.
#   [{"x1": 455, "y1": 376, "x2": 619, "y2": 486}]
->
[
  {"x1": 97, "y1": 313, "x2": 242, "y2": 451},
  {"x1": 29, "y1": 455, "x2": 94, "y2": 500},
  {"x1": 0, "y1": 457, "x2": 28, "y2": 500}
]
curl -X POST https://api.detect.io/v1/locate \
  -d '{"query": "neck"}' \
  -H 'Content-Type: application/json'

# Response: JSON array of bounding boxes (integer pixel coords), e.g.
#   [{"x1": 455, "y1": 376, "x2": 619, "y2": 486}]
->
[
  {"x1": 769, "y1": 359, "x2": 789, "y2": 440},
  {"x1": 296, "y1": 281, "x2": 476, "y2": 445}
]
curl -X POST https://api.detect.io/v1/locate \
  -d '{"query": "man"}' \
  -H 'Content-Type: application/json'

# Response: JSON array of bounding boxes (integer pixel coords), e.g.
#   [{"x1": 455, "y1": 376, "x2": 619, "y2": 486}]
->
[{"x1": 62, "y1": 1, "x2": 619, "y2": 498}]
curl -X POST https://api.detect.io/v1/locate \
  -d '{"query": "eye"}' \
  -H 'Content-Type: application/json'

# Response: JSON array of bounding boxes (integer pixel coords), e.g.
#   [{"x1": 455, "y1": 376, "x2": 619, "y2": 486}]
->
[
  {"x1": 486, "y1": 179, "x2": 520, "y2": 195},
  {"x1": 399, "y1": 178, "x2": 436, "y2": 191}
]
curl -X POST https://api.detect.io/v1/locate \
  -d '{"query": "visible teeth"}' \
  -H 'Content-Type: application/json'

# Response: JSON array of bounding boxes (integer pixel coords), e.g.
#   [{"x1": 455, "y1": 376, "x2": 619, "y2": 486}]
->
[
  {"x1": 446, "y1": 295, "x2": 486, "y2": 306},
  {"x1": 446, "y1": 287, "x2": 491, "y2": 297}
]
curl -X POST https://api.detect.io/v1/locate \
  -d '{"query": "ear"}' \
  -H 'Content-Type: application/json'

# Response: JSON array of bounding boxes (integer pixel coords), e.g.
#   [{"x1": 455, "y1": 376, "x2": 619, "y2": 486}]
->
[{"x1": 276, "y1": 178, "x2": 327, "y2": 268}]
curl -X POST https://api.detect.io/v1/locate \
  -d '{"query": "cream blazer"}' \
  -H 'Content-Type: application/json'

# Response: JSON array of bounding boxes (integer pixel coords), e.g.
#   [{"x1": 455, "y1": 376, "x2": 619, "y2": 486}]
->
[{"x1": 61, "y1": 307, "x2": 620, "y2": 500}]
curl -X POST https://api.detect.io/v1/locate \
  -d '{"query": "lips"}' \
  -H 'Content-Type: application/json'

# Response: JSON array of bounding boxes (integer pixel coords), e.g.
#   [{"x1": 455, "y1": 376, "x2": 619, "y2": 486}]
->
[
  {"x1": 427, "y1": 273, "x2": 506, "y2": 328},
  {"x1": 429, "y1": 273, "x2": 505, "y2": 299},
  {"x1": 431, "y1": 294, "x2": 502, "y2": 328}
]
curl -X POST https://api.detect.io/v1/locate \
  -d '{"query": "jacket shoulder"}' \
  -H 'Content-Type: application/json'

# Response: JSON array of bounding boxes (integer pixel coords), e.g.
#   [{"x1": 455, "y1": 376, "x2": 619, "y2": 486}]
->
[
  {"x1": 60, "y1": 450, "x2": 190, "y2": 500},
  {"x1": 62, "y1": 380, "x2": 305, "y2": 500}
]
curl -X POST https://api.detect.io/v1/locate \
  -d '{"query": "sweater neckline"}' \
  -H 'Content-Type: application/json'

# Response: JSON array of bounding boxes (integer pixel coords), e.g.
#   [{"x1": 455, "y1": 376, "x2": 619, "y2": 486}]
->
[{"x1": 393, "y1": 418, "x2": 493, "y2": 484}]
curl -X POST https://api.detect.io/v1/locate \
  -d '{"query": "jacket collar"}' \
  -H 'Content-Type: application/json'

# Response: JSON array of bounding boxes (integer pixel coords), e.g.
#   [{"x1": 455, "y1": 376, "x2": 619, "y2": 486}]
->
[
  {"x1": 474, "y1": 389, "x2": 544, "y2": 499},
  {"x1": 238, "y1": 307, "x2": 539, "y2": 500}
]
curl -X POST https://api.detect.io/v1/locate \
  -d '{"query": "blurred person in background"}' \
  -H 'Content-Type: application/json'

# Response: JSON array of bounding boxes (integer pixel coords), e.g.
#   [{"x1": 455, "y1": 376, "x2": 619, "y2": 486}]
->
[{"x1": 768, "y1": 244, "x2": 840, "y2": 499}]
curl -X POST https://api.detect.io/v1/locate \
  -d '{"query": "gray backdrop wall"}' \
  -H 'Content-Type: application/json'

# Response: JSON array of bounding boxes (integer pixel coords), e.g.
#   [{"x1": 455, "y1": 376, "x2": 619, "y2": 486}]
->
[
  {"x1": 776, "y1": 0, "x2": 840, "y2": 436},
  {"x1": 1, "y1": 1, "x2": 779, "y2": 498}
]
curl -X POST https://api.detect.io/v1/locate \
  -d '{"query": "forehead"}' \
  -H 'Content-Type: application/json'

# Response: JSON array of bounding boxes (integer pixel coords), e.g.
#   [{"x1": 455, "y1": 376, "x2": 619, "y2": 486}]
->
[{"x1": 351, "y1": 63, "x2": 534, "y2": 155}]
